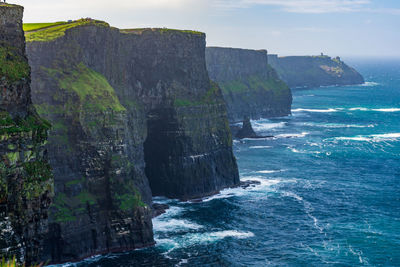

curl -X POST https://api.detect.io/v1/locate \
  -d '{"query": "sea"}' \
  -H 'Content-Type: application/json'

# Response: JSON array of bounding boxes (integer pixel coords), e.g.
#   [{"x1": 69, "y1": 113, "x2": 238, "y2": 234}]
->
[{"x1": 62, "y1": 59, "x2": 400, "y2": 266}]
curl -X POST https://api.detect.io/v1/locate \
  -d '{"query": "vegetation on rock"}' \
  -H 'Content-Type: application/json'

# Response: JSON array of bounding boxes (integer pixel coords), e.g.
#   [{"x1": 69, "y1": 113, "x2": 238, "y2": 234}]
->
[
  {"x1": 23, "y1": 22, "x2": 67, "y2": 32},
  {"x1": 120, "y1": 28, "x2": 204, "y2": 36},
  {"x1": 0, "y1": 111, "x2": 51, "y2": 136},
  {"x1": 0, "y1": 47, "x2": 30, "y2": 82},
  {"x1": 44, "y1": 63, "x2": 126, "y2": 112},
  {"x1": 24, "y1": 19, "x2": 109, "y2": 42},
  {"x1": 174, "y1": 81, "x2": 220, "y2": 107}
]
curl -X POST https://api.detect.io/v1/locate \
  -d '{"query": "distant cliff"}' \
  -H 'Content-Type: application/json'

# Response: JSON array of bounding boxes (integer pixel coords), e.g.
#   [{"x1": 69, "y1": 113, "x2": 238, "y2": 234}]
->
[
  {"x1": 25, "y1": 21, "x2": 238, "y2": 263},
  {"x1": 206, "y1": 47, "x2": 292, "y2": 122},
  {"x1": 0, "y1": 5, "x2": 52, "y2": 265},
  {"x1": 268, "y1": 54, "x2": 364, "y2": 88}
]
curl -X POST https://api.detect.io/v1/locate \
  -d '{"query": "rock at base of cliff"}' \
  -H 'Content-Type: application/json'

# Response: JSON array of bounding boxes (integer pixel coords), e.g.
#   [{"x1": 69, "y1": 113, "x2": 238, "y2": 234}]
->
[{"x1": 235, "y1": 117, "x2": 273, "y2": 139}]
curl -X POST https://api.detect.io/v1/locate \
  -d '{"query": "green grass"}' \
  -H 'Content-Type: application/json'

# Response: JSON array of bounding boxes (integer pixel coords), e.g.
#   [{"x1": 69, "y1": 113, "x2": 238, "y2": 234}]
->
[
  {"x1": 116, "y1": 190, "x2": 145, "y2": 211},
  {"x1": 0, "y1": 3, "x2": 20, "y2": 8},
  {"x1": 23, "y1": 22, "x2": 66, "y2": 32},
  {"x1": 1, "y1": 255, "x2": 16, "y2": 267},
  {"x1": 174, "y1": 81, "x2": 220, "y2": 107},
  {"x1": 25, "y1": 19, "x2": 109, "y2": 42},
  {"x1": 22, "y1": 161, "x2": 53, "y2": 200},
  {"x1": 52, "y1": 193, "x2": 77, "y2": 223},
  {"x1": 45, "y1": 63, "x2": 126, "y2": 113},
  {"x1": 0, "y1": 111, "x2": 51, "y2": 136},
  {"x1": 0, "y1": 46, "x2": 30, "y2": 82},
  {"x1": 219, "y1": 74, "x2": 289, "y2": 97},
  {"x1": 121, "y1": 28, "x2": 204, "y2": 36}
]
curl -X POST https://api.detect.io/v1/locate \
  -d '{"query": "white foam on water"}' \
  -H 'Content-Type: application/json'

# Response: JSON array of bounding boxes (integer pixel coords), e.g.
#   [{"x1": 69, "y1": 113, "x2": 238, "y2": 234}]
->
[
  {"x1": 348, "y1": 107, "x2": 400, "y2": 112},
  {"x1": 290, "y1": 147, "x2": 300, "y2": 153},
  {"x1": 359, "y1": 81, "x2": 379, "y2": 87},
  {"x1": 282, "y1": 191, "x2": 304, "y2": 202},
  {"x1": 333, "y1": 133, "x2": 400, "y2": 142},
  {"x1": 301, "y1": 122, "x2": 374, "y2": 128},
  {"x1": 155, "y1": 230, "x2": 254, "y2": 252},
  {"x1": 249, "y1": 146, "x2": 272, "y2": 149},
  {"x1": 282, "y1": 191, "x2": 325, "y2": 233},
  {"x1": 242, "y1": 176, "x2": 283, "y2": 189},
  {"x1": 200, "y1": 176, "x2": 283, "y2": 202},
  {"x1": 292, "y1": 108, "x2": 339, "y2": 113},
  {"x1": 334, "y1": 136, "x2": 371, "y2": 142},
  {"x1": 276, "y1": 132, "x2": 309, "y2": 138},
  {"x1": 242, "y1": 137, "x2": 274, "y2": 141},
  {"x1": 252, "y1": 121, "x2": 287, "y2": 132},
  {"x1": 348, "y1": 245, "x2": 369, "y2": 265},
  {"x1": 153, "y1": 219, "x2": 203, "y2": 232},
  {"x1": 349, "y1": 107, "x2": 369, "y2": 111},
  {"x1": 372, "y1": 133, "x2": 400, "y2": 138},
  {"x1": 289, "y1": 147, "x2": 322, "y2": 155},
  {"x1": 371, "y1": 108, "x2": 400, "y2": 112},
  {"x1": 208, "y1": 230, "x2": 255, "y2": 239},
  {"x1": 256, "y1": 170, "x2": 282, "y2": 174},
  {"x1": 200, "y1": 187, "x2": 245, "y2": 202}
]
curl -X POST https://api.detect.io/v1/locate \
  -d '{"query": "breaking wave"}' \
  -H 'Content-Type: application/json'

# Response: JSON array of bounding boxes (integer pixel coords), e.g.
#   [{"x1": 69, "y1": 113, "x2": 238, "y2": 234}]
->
[
  {"x1": 301, "y1": 122, "x2": 375, "y2": 128},
  {"x1": 292, "y1": 108, "x2": 340, "y2": 113},
  {"x1": 252, "y1": 121, "x2": 287, "y2": 132},
  {"x1": 331, "y1": 133, "x2": 400, "y2": 142},
  {"x1": 359, "y1": 81, "x2": 379, "y2": 87}
]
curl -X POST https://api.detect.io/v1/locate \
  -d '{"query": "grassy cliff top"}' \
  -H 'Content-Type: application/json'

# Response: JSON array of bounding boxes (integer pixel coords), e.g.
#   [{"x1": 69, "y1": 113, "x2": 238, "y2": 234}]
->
[
  {"x1": 0, "y1": 3, "x2": 22, "y2": 8},
  {"x1": 24, "y1": 19, "x2": 109, "y2": 42},
  {"x1": 120, "y1": 28, "x2": 204, "y2": 36}
]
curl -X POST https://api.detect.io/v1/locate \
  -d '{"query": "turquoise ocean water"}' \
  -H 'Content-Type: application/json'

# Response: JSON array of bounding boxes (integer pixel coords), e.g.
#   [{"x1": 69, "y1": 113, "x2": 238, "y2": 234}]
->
[{"x1": 64, "y1": 59, "x2": 400, "y2": 266}]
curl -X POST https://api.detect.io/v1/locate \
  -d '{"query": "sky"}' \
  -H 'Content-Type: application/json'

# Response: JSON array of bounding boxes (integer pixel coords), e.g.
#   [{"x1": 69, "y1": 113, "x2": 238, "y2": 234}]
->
[{"x1": 12, "y1": 0, "x2": 400, "y2": 58}]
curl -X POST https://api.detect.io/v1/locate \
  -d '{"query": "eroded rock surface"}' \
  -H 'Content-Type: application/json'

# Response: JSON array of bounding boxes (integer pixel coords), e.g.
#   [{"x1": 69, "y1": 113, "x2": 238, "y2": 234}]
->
[
  {"x1": 26, "y1": 23, "x2": 239, "y2": 263},
  {"x1": 206, "y1": 47, "x2": 292, "y2": 122},
  {"x1": 0, "y1": 5, "x2": 52, "y2": 264}
]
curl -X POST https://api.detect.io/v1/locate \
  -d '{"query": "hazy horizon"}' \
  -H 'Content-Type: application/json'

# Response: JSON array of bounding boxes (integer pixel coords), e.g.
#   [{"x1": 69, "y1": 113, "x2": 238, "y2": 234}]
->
[{"x1": 12, "y1": 0, "x2": 400, "y2": 59}]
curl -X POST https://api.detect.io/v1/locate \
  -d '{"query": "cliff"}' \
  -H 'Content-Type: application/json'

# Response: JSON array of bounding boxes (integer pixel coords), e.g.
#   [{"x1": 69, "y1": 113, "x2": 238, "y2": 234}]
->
[
  {"x1": 0, "y1": 4, "x2": 52, "y2": 264},
  {"x1": 25, "y1": 21, "x2": 239, "y2": 262},
  {"x1": 206, "y1": 47, "x2": 292, "y2": 122},
  {"x1": 268, "y1": 54, "x2": 364, "y2": 88}
]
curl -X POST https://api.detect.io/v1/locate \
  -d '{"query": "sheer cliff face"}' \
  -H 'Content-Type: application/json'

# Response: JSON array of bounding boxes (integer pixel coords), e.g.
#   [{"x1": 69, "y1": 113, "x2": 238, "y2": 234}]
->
[
  {"x1": 206, "y1": 47, "x2": 292, "y2": 122},
  {"x1": 118, "y1": 29, "x2": 239, "y2": 200},
  {"x1": 0, "y1": 5, "x2": 52, "y2": 264},
  {"x1": 26, "y1": 24, "x2": 238, "y2": 262},
  {"x1": 268, "y1": 55, "x2": 364, "y2": 88},
  {"x1": 26, "y1": 24, "x2": 154, "y2": 263}
]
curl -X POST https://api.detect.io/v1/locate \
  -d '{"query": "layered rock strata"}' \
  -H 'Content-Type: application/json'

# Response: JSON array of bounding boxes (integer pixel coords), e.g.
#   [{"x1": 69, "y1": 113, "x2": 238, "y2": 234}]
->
[
  {"x1": 0, "y1": 4, "x2": 52, "y2": 265},
  {"x1": 206, "y1": 47, "x2": 292, "y2": 122},
  {"x1": 25, "y1": 22, "x2": 239, "y2": 262}
]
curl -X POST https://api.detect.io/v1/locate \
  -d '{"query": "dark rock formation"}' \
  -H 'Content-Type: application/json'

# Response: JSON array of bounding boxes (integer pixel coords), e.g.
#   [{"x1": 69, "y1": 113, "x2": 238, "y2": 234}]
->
[
  {"x1": 0, "y1": 4, "x2": 52, "y2": 265},
  {"x1": 235, "y1": 117, "x2": 258, "y2": 139},
  {"x1": 268, "y1": 54, "x2": 364, "y2": 88},
  {"x1": 206, "y1": 47, "x2": 292, "y2": 122},
  {"x1": 234, "y1": 117, "x2": 273, "y2": 139},
  {"x1": 25, "y1": 22, "x2": 239, "y2": 263},
  {"x1": 152, "y1": 203, "x2": 169, "y2": 218}
]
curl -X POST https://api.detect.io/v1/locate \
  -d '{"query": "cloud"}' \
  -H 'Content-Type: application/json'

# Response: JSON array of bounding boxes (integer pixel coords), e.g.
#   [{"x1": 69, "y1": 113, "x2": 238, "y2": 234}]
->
[
  {"x1": 212, "y1": 0, "x2": 400, "y2": 14},
  {"x1": 15, "y1": 0, "x2": 195, "y2": 10}
]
